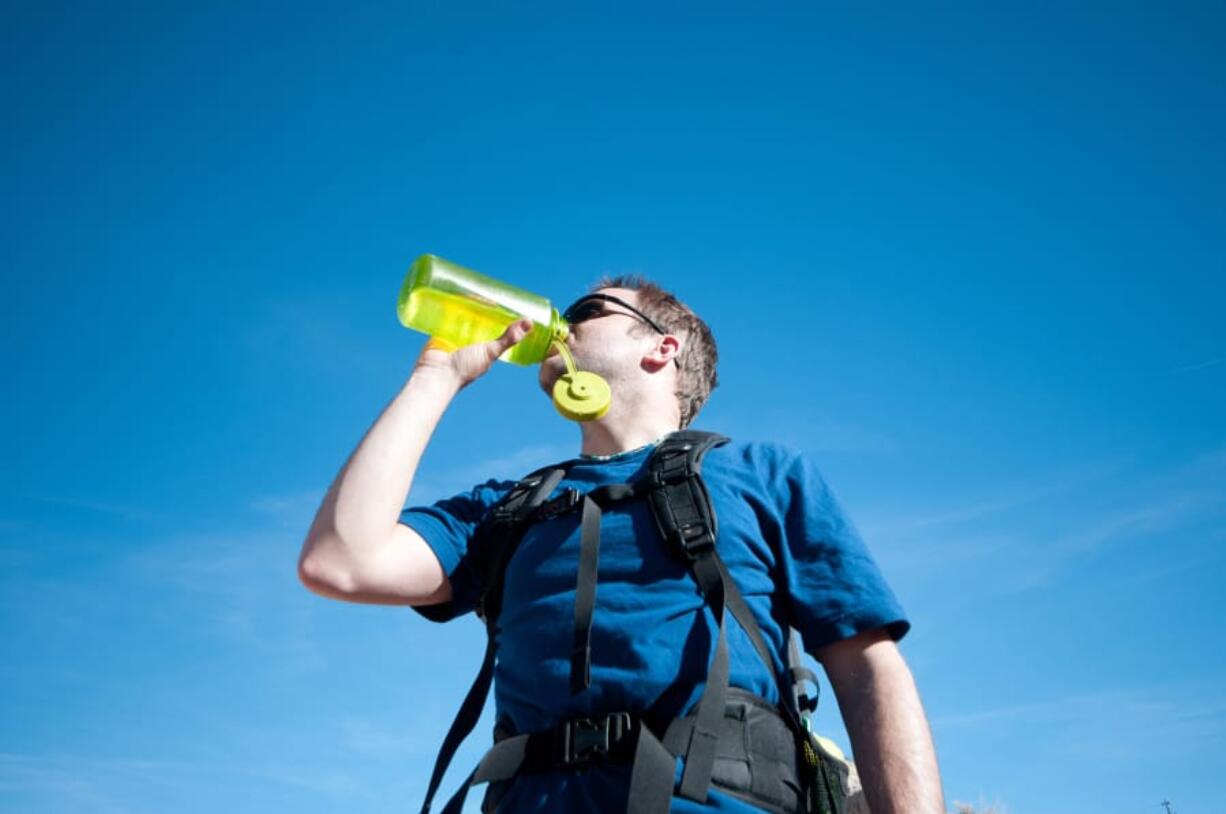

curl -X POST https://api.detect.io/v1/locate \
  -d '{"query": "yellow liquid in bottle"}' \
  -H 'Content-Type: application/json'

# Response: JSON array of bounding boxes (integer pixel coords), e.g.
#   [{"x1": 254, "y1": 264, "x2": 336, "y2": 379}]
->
[{"x1": 401, "y1": 285, "x2": 556, "y2": 365}]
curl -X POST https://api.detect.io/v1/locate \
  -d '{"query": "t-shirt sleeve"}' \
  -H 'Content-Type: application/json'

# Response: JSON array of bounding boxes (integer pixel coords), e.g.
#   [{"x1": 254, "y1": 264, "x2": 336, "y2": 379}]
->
[
  {"x1": 772, "y1": 448, "x2": 910, "y2": 652},
  {"x1": 398, "y1": 479, "x2": 511, "y2": 623}
]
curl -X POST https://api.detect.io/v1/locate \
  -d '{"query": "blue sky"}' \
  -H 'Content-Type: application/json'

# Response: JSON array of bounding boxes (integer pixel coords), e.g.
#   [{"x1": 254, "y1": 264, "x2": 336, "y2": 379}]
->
[{"x1": 4, "y1": 2, "x2": 1224, "y2": 812}]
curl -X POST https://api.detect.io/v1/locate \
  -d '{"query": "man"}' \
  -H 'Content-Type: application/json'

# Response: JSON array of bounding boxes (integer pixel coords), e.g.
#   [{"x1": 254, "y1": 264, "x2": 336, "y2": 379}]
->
[{"x1": 298, "y1": 278, "x2": 944, "y2": 813}]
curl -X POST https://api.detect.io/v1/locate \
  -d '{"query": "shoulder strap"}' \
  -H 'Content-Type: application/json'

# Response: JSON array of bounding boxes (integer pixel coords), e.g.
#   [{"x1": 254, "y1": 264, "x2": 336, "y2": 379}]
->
[
  {"x1": 417, "y1": 463, "x2": 568, "y2": 814},
  {"x1": 643, "y1": 430, "x2": 729, "y2": 556},
  {"x1": 641, "y1": 431, "x2": 814, "y2": 806},
  {"x1": 474, "y1": 464, "x2": 569, "y2": 625}
]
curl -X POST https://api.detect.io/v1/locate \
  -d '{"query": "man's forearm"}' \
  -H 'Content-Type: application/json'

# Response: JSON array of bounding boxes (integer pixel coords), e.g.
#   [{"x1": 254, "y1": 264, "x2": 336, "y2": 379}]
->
[
  {"x1": 303, "y1": 370, "x2": 459, "y2": 560},
  {"x1": 821, "y1": 635, "x2": 945, "y2": 814}
]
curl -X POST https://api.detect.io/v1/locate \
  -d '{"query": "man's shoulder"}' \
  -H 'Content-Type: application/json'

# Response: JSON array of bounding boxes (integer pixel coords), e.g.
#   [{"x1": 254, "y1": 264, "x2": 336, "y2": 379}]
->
[
  {"x1": 683, "y1": 434, "x2": 814, "y2": 494},
  {"x1": 697, "y1": 433, "x2": 806, "y2": 470}
]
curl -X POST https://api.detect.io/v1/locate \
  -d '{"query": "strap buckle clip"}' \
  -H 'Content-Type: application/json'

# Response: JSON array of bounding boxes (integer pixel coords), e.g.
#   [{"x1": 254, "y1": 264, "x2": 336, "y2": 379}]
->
[
  {"x1": 559, "y1": 712, "x2": 633, "y2": 765},
  {"x1": 536, "y1": 488, "x2": 583, "y2": 520},
  {"x1": 674, "y1": 521, "x2": 715, "y2": 558}
]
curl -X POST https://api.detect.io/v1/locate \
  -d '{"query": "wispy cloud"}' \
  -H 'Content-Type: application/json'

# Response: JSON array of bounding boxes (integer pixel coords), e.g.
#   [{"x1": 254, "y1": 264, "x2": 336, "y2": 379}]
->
[
  {"x1": 863, "y1": 458, "x2": 1125, "y2": 540},
  {"x1": 932, "y1": 682, "x2": 1226, "y2": 762},
  {"x1": 710, "y1": 408, "x2": 897, "y2": 455},
  {"x1": 0, "y1": 752, "x2": 366, "y2": 807},
  {"x1": 1172, "y1": 356, "x2": 1225, "y2": 374},
  {"x1": 16, "y1": 493, "x2": 161, "y2": 523},
  {"x1": 118, "y1": 528, "x2": 324, "y2": 661},
  {"x1": 1052, "y1": 489, "x2": 1220, "y2": 556},
  {"x1": 250, "y1": 489, "x2": 325, "y2": 529},
  {"x1": 408, "y1": 442, "x2": 575, "y2": 504},
  {"x1": 868, "y1": 448, "x2": 1224, "y2": 596},
  {"x1": 341, "y1": 717, "x2": 426, "y2": 758}
]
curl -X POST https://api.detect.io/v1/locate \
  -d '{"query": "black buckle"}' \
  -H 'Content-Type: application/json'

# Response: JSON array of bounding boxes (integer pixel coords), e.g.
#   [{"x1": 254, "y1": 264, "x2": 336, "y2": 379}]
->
[
  {"x1": 559, "y1": 713, "x2": 633, "y2": 765},
  {"x1": 674, "y1": 521, "x2": 715, "y2": 557},
  {"x1": 652, "y1": 453, "x2": 695, "y2": 488},
  {"x1": 536, "y1": 488, "x2": 583, "y2": 520}
]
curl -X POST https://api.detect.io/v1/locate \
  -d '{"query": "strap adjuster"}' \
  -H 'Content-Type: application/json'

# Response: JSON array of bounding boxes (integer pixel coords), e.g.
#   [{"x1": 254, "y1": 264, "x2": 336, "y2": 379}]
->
[
  {"x1": 674, "y1": 522, "x2": 715, "y2": 557},
  {"x1": 536, "y1": 488, "x2": 584, "y2": 520},
  {"x1": 558, "y1": 713, "x2": 633, "y2": 765}
]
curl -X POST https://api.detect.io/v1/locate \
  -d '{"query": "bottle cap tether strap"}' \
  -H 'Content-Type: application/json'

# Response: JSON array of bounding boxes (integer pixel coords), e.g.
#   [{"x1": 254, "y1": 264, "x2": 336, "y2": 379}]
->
[{"x1": 549, "y1": 339, "x2": 612, "y2": 423}]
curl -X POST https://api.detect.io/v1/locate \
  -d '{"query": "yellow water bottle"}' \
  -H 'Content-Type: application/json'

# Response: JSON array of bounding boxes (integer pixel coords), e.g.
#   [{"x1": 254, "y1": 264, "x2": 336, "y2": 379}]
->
[
  {"x1": 397, "y1": 254, "x2": 566, "y2": 365},
  {"x1": 397, "y1": 254, "x2": 611, "y2": 422}
]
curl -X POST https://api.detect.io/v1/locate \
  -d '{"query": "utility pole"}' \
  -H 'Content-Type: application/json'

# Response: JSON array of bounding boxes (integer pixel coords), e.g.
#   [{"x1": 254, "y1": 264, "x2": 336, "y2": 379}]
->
[{"x1": 1161, "y1": 800, "x2": 1175, "y2": 814}]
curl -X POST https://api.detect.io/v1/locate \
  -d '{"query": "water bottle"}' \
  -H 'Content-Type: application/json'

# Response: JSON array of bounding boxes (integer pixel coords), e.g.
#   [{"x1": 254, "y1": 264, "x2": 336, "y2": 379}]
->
[
  {"x1": 397, "y1": 254, "x2": 568, "y2": 365},
  {"x1": 397, "y1": 254, "x2": 611, "y2": 421}
]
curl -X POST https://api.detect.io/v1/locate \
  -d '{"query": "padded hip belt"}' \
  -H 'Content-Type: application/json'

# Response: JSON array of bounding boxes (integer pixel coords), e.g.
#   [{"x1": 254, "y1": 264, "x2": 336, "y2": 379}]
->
[{"x1": 483, "y1": 688, "x2": 808, "y2": 814}]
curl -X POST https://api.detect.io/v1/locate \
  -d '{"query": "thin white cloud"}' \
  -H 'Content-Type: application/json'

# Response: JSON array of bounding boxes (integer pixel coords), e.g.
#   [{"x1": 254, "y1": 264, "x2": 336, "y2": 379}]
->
[
  {"x1": 866, "y1": 448, "x2": 1224, "y2": 597},
  {"x1": 707, "y1": 408, "x2": 897, "y2": 455},
  {"x1": 1172, "y1": 356, "x2": 1225, "y2": 374},
  {"x1": 863, "y1": 458, "x2": 1125, "y2": 539},
  {"x1": 250, "y1": 489, "x2": 326, "y2": 529},
  {"x1": 932, "y1": 681, "x2": 1226, "y2": 762},
  {"x1": 16, "y1": 492, "x2": 160, "y2": 522},
  {"x1": 0, "y1": 752, "x2": 366, "y2": 806},
  {"x1": 341, "y1": 717, "x2": 427, "y2": 758},
  {"x1": 1052, "y1": 489, "x2": 1220, "y2": 556},
  {"x1": 408, "y1": 442, "x2": 575, "y2": 504}
]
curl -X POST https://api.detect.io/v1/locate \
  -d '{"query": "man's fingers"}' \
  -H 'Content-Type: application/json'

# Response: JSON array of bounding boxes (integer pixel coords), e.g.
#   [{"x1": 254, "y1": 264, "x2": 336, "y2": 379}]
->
[{"x1": 493, "y1": 319, "x2": 534, "y2": 352}]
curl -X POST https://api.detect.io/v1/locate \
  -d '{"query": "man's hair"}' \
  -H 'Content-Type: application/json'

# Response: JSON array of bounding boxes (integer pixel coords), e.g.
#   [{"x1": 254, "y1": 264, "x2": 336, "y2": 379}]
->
[{"x1": 593, "y1": 275, "x2": 718, "y2": 428}]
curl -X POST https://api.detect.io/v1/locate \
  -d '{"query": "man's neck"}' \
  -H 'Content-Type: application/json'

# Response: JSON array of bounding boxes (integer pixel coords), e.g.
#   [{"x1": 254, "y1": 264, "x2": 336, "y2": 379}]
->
[{"x1": 578, "y1": 405, "x2": 680, "y2": 458}]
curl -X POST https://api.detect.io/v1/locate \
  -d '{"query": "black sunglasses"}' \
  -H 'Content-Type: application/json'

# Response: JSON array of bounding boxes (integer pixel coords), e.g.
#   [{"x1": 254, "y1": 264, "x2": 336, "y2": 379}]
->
[{"x1": 563, "y1": 294, "x2": 669, "y2": 335}]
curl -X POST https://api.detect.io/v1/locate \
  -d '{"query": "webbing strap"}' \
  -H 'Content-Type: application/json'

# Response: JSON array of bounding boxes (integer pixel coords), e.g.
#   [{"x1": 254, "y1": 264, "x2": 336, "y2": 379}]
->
[
  {"x1": 418, "y1": 636, "x2": 496, "y2": 814},
  {"x1": 676, "y1": 552, "x2": 730, "y2": 802},
  {"x1": 626, "y1": 726, "x2": 675, "y2": 814},
  {"x1": 478, "y1": 467, "x2": 569, "y2": 624},
  {"x1": 718, "y1": 557, "x2": 810, "y2": 738},
  {"x1": 441, "y1": 715, "x2": 673, "y2": 814},
  {"x1": 570, "y1": 495, "x2": 602, "y2": 694}
]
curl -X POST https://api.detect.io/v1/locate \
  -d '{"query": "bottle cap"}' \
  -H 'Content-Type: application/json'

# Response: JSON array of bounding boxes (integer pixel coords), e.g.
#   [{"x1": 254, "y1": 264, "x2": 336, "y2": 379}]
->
[{"x1": 552, "y1": 371, "x2": 612, "y2": 422}]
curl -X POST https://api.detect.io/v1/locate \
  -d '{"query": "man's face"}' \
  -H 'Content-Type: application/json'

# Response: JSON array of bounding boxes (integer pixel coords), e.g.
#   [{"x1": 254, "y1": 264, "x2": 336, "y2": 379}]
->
[{"x1": 538, "y1": 288, "x2": 658, "y2": 394}]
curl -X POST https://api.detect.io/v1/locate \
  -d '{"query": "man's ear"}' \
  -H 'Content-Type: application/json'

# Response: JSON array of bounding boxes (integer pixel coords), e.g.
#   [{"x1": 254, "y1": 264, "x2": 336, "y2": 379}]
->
[{"x1": 643, "y1": 334, "x2": 681, "y2": 371}]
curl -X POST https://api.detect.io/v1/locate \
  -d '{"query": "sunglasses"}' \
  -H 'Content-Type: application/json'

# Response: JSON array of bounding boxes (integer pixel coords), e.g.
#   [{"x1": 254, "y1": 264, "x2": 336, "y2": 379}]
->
[
  {"x1": 563, "y1": 294, "x2": 669, "y2": 335},
  {"x1": 562, "y1": 293, "x2": 680, "y2": 368}
]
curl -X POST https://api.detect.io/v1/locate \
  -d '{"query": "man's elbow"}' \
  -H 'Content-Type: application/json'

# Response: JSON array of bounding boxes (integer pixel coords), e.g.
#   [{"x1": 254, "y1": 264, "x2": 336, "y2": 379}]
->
[{"x1": 297, "y1": 536, "x2": 359, "y2": 599}]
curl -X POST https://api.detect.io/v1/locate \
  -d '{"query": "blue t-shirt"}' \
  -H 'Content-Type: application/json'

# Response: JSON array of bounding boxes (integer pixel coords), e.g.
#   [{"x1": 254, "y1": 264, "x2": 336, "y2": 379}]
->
[{"x1": 400, "y1": 437, "x2": 908, "y2": 812}]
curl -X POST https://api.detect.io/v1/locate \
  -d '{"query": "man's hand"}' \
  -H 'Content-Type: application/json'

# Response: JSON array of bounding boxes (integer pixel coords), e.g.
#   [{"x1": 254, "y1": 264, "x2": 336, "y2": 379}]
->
[
  {"x1": 412, "y1": 318, "x2": 536, "y2": 389},
  {"x1": 816, "y1": 629, "x2": 945, "y2": 814}
]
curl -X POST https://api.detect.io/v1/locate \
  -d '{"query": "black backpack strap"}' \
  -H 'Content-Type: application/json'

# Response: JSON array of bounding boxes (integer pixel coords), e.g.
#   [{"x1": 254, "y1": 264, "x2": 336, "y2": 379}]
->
[
  {"x1": 417, "y1": 464, "x2": 568, "y2": 814},
  {"x1": 642, "y1": 431, "x2": 815, "y2": 807},
  {"x1": 637, "y1": 431, "x2": 731, "y2": 803},
  {"x1": 570, "y1": 493, "x2": 603, "y2": 694},
  {"x1": 439, "y1": 712, "x2": 674, "y2": 814}
]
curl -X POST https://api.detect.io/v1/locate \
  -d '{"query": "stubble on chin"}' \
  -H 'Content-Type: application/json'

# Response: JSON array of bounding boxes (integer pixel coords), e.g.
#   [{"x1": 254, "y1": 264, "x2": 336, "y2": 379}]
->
[{"x1": 538, "y1": 355, "x2": 566, "y2": 394}]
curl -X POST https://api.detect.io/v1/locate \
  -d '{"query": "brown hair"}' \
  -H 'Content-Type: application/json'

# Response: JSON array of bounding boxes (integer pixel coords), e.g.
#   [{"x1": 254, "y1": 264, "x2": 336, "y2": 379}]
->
[{"x1": 593, "y1": 275, "x2": 719, "y2": 428}]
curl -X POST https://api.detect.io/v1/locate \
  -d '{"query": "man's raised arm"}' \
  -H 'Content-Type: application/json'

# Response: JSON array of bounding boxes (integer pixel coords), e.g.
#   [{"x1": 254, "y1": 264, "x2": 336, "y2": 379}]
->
[{"x1": 297, "y1": 319, "x2": 534, "y2": 606}]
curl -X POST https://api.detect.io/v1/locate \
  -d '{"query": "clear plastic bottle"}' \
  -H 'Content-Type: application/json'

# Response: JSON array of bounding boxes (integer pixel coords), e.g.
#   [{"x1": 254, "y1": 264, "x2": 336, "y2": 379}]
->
[
  {"x1": 397, "y1": 254, "x2": 567, "y2": 365},
  {"x1": 396, "y1": 254, "x2": 611, "y2": 422}
]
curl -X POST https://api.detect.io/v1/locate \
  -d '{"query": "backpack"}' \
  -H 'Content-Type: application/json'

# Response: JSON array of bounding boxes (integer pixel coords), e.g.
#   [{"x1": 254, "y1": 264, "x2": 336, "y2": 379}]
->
[{"x1": 417, "y1": 430, "x2": 859, "y2": 814}]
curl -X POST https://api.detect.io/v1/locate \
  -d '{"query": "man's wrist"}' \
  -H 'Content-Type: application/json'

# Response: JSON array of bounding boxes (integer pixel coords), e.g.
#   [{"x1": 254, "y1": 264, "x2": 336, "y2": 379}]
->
[{"x1": 405, "y1": 366, "x2": 464, "y2": 400}]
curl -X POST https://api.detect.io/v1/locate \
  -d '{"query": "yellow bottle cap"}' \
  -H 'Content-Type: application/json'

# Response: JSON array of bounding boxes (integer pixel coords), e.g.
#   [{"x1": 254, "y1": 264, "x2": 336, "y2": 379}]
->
[{"x1": 552, "y1": 371, "x2": 612, "y2": 422}]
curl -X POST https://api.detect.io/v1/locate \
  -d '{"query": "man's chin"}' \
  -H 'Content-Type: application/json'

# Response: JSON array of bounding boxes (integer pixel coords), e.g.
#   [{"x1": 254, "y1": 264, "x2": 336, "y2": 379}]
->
[{"x1": 538, "y1": 358, "x2": 565, "y2": 394}]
